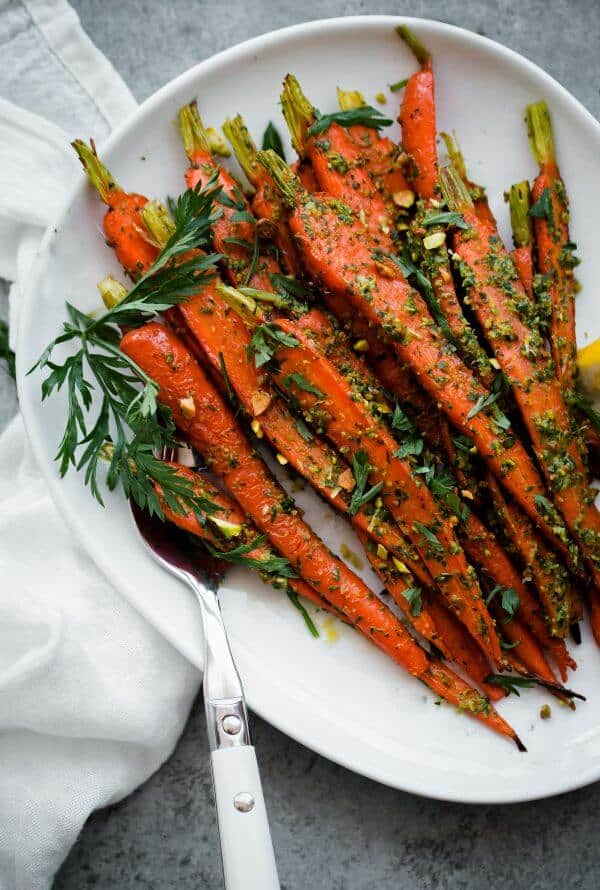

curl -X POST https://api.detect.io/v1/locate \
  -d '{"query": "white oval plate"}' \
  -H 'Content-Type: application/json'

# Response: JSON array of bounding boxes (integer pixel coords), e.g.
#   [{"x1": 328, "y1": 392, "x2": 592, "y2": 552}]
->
[{"x1": 17, "y1": 16, "x2": 600, "y2": 803}]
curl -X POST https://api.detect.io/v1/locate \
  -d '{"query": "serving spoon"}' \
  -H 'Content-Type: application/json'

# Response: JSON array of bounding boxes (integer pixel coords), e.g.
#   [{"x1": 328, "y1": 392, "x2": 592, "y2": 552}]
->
[{"x1": 129, "y1": 447, "x2": 280, "y2": 890}]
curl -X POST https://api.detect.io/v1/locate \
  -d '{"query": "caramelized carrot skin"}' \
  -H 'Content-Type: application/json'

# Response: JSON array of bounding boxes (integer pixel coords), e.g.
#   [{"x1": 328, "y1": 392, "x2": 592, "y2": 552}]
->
[
  {"x1": 157, "y1": 464, "x2": 330, "y2": 609},
  {"x1": 271, "y1": 318, "x2": 503, "y2": 666},
  {"x1": 512, "y1": 245, "x2": 534, "y2": 299},
  {"x1": 451, "y1": 207, "x2": 600, "y2": 587},
  {"x1": 399, "y1": 61, "x2": 437, "y2": 199},
  {"x1": 121, "y1": 321, "x2": 438, "y2": 677},
  {"x1": 286, "y1": 191, "x2": 566, "y2": 555},
  {"x1": 185, "y1": 150, "x2": 279, "y2": 289},
  {"x1": 251, "y1": 172, "x2": 302, "y2": 274},
  {"x1": 531, "y1": 164, "x2": 577, "y2": 387}
]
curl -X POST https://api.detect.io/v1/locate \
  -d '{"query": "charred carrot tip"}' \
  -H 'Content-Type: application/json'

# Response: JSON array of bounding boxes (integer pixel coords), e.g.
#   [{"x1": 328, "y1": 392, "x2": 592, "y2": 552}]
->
[
  {"x1": 396, "y1": 25, "x2": 430, "y2": 66},
  {"x1": 280, "y1": 74, "x2": 316, "y2": 155},
  {"x1": 177, "y1": 101, "x2": 211, "y2": 158},
  {"x1": 222, "y1": 114, "x2": 259, "y2": 184},
  {"x1": 507, "y1": 181, "x2": 533, "y2": 248},
  {"x1": 514, "y1": 734, "x2": 527, "y2": 753},
  {"x1": 525, "y1": 100, "x2": 555, "y2": 166},
  {"x1": 439, "y1": 164, "x2": 474, "y2": 211},
  {"x1": 256, "y1": 149, "x2": 299, "y2": 205},
  {"x1": 71, "y1": 138, "x2": 120, "y2": 204}
]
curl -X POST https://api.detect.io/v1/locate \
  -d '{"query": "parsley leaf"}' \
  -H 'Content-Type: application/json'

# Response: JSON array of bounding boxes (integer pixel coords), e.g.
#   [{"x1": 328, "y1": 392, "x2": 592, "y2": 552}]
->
[
  {"x1": 422, "y1": 210, "x2": 470, "y2": 230},
  {"x1": 529, "y1": 187, "x2": 554, "y2": 228},
  {"x1": 403, "y1": 586, "x2": 423, "y2": 617},
  {"x1": 262, "y1": 121, "x2": 286, "y2": 159},
  {"x1": 282, "y1": 372, "x2": 324, "y2": 398},
  {"x1": 486, "y1": 584, "x2": 520, "y2": 622},
  {"x1": 348, "y1": 450, "x2": 383, "y2": 516},
  {"x1": 391, "y1": 403, "x2": 424, "y2": 457},
  {"x1": 247, "y1": 323, "x2": 300, "y2": 368},
  {"x1": 414, "y1": 521, "x2": 444, "y2": 554},
  {"x1": 485, "y1": 674, "x2": 535, "y2": 697},
  {"x1": 287, "y1": 589, "x2": 319, "y2": 637},
  {"x1": 307, "y1": 106, "x2": 393, "y2": 137}
]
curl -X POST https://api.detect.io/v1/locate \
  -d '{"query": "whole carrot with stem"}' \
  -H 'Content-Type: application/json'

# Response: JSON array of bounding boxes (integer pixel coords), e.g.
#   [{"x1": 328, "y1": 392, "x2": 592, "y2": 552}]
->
[
  {"x1": 121, "y1": 322, "x2": 523, "y2": 746},
  {"x1": 257, "y1": 149, "x2": 574, "y2": 560},
  {"x1": 526, "y1": 100, "x2": 579, "y2": 390},
  {"x1": 441, "y1": 165, "x2": 600, "y2": 609}
]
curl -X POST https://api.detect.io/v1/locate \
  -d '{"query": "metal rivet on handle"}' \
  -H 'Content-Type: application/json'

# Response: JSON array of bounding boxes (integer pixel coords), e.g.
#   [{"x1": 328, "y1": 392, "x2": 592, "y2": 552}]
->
[
  {"x1": 222, "y1": 714, "x2": 242, "y2": 735},
  {"x1": 234, "y1": 792, "x2": 255, "y2": 813}
]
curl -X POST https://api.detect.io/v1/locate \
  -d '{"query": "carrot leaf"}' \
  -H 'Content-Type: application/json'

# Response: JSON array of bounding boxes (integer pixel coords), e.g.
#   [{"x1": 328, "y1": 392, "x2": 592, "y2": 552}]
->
[
  {"x1": 247, "y1": 323, "x2": 300, "y2": 368},
  {"x1": 402, "y1": 586, "x2": 423, "y2": 617},
  {"x1": 262, "y1": 121, "x2": 286, "y2": 159}
]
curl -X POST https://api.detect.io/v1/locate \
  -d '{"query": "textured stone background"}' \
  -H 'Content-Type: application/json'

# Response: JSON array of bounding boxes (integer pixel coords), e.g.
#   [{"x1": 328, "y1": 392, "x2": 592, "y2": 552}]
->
[{"x1": 1, "y1": 1, "x2": 598, "y2": 887}]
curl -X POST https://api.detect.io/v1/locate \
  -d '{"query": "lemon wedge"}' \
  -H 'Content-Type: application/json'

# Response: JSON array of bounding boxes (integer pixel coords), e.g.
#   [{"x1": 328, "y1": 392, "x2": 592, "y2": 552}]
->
[{"x1": 577, "y1": 338, "x2": 600, "y2": 394}]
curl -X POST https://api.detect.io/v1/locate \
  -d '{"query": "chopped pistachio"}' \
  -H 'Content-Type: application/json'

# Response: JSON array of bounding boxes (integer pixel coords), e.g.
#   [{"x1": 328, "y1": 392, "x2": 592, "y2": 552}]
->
[
  {"x1": 250, "y1": 419, "x2": 264, "y2": 438},
  {"x1": 540, "y1": 704, "x2": 552, "y2": 720},
  {"x1": 423, "y1": 231, "x2": 446, "y2": 250},
  {"x1": 375, "y1": 92, "x2": 387, "y2": 105},
  {"x1": 353, "y1": 338, "x2": 369, "y2": 353},
  {"x1": 208, "y1": 516, "x2": 243, "y2": 538},
  {"x1": 251, "y1": 389, "x2": 272, "y2": 416},
  {"x1": 392, "y1": 189, "x2": 415, "y2": 209},
  {"x1": 376, "y1": 543, "x2": 388, "y2": 560},
  {"x1": 179, "y1": 396, "x2": 196, "y2": 419},
  {"x1": 276, "y1": 453, "x2": 289, "y2": 466},
  {"x1": 392, "y1": 557, "x2": 410, "y2": 574}
]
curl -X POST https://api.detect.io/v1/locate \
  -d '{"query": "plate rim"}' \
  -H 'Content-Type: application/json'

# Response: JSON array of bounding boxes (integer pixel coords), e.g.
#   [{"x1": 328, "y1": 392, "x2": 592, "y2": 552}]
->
[{"x1": 16, "y1": 14, "x2": 600, "y2": 804}]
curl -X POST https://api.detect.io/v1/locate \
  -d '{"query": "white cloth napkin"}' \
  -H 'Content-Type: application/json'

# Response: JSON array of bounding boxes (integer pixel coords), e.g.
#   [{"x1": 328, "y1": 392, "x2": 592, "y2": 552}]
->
[{"x1": 0, "y1": 3, "x2": 202, "y2": 888}]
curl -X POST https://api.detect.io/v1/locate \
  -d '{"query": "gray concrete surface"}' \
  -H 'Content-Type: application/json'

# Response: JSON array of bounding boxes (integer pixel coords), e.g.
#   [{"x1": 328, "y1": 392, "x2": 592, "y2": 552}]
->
[{"x1": 0, "y1": 0, "x2": 598, "y2": 887}]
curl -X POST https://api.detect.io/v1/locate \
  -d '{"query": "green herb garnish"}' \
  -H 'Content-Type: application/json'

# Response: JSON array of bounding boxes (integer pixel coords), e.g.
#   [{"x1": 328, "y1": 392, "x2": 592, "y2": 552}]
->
[
  {"x1": 282, "y1": 372, "x2": 324, "y2": 398},
  {"x1": 486, "y1": 584, "x2": 520, "y2": 622},
  {"x1": 422, "y1": 210, "x2": 469, "y2": 230},
  {"x1": 485, "y1": 674, "x2": 535, "y2": 697},
  {"x1": 287, "y1": 589, "x2": 319, "y2": 637},
  {"x1": 348, "y1": 450, "x2": 383, "y2": 516},
  {"x1": 262, "y1": 121, "x2": 286, "y2": 159},
  {"x1": 307, "y1": 106, "x2": 393, "y2": 138},
  {"x1": 403, "y1": 586, "x2": 423, "y2": 617},
  {"x1": 248, "y1": 323, "x2": 300, "y2": 368}
]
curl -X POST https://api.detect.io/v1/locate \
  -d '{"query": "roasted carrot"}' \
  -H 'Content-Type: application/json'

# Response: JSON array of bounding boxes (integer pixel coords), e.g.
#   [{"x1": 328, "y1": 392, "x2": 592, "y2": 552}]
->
[
  {"x1": 122, "y1": 322, "x2": 521, "y2": 743},
  {"x1": 485, "y1": 471, "x2": 580, "y2": 637},
  {"x1": 508, "y1": 180, "x2": 535, "y2": 300},
  {"x1": 72, "y1": 140, "x2": 158, "y2": 277},
  {"x1": 223, "y1": 114, "x2": 302, "y2": 275},
  {"x1": 260, "y1": 315, "x2": 503, "y2": 665},
  {"x1": 396, "y1": 25, "x2": 437, "y2": 200},
  {"x1": 156, "y1": 463, "x2": 331, "y2": 611},
  {"x1": 457, "y1": 508, "x2": 574, "y2": 681},
  {"x1": 179, "y1": 102, "x2": 279, "y2": 290},
  {"x1": 354, "y1": 528, "x2": 450, "y2": 658},
  {"x1": 258, "y1": 150, "x2": 573, "y2": 558},
  {"x1": 441, "y1": 165, "x2": 600, "y2": 592},
  {"x1": 526, "y1": 100, "x2": 579, "y2": 389}
]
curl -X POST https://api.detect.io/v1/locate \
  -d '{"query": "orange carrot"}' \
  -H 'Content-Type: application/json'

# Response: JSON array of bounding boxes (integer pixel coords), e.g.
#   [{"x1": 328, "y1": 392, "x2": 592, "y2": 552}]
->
[
  {"x1": 441, "y1": 165, "x2": 600, "y2": 592},
  {"x1": 396, "y1": 26, "x2": 437, "y2": 200},
  {"x1": 179, "y1": 103, "x2": 279, "y2": 290},
  {"x1": 258, "y1": 150, "x2": 572, "y2": 559},
  {"x1": 265, "y1": 315, "x2": 503, "y2": 666},
  {"x1": 423, "y1": 594, "x2": 504, "y2": 701},
  {"x1": 121, "y1": 322, "x2": 521, "y2": 743},
  {"x1": 526, "y1": 100, "x2": 579, "y2": 389},
  {"x1": 72, "y1": 140, "x2": 158, "y2": 278},
  {"x1": 156, "y1": 463, "x2": 331, "y2": 611}
]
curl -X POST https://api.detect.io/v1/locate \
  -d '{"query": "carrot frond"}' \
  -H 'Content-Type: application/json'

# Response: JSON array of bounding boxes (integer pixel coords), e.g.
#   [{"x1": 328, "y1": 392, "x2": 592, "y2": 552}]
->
[
  {"x1": 507, "y1": 181, "x2": 533, "y2": 248},
  {"x1": 440, "y1": 132, "x2": 467, "y2": 181},
  {"x1": 439, "y1": 165, "x2": 474, "y2": 211},
  {"x1": 72, "y1": 139, "x2": 120, "y2": 205},
  {"x1": 215, "y1": 280, "x2": 263, "y2": 323},
  {"x1": 525, "y1": 100, "x2": 555, "y2": 166},
  {"x1": 256, "y1": 149, "x2": 299, "y2": 206},
  {"x1": 178, "y1": 101, "x2": 212, "y2": 158},
  {"x1": 222, "y1": 114, "x2": 259, "y2": 184},
  {"x1": 337, "y1": 87, "x2": 367, "y2": 111},
  {"x1": 396, "y1": 25, "x2": 430, "y2": 66},
  {"x1": 281, "y1": 74, "x2": 316, "y2": 155}
]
